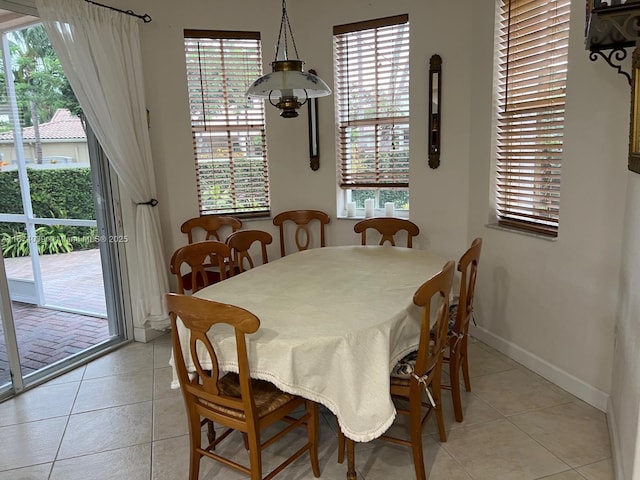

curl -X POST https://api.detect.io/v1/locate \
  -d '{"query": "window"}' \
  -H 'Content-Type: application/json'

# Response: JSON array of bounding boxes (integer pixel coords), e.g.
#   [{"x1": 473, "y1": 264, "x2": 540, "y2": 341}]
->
[
  {"x1": 184, "y1": 30, "x2": 270, "y2": 216},
  {"x1": 495, "y1": 0, "x2": 570, "y2": 237},
  {"x1": 333, "y1": 15, "x2": 410, "y2": 213}
]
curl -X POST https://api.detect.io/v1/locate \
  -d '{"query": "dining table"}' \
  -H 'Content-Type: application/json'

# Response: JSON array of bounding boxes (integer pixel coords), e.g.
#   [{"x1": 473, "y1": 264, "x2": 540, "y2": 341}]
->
[{"x1": 170, "y1": 244, "x2": 449, "y2": 479}]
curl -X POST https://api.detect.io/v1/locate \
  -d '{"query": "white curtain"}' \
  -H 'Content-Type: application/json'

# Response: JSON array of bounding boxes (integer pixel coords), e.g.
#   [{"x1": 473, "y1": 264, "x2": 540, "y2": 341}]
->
[{"x1": 35, "y1": 0, "x2": 170, "y2": 330}]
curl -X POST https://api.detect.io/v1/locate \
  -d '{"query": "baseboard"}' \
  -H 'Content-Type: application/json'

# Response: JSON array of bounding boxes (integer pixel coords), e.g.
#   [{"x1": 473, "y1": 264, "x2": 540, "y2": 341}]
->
[
  {"x1": 607, "y1": 397, "x2": 626, "y2": 480},
  {"x1": 133, "y1": 324, "x2": 166, "y2": 343},
  {"x1": 470, "y1": 324, "x2": 610, "y2": 412}
]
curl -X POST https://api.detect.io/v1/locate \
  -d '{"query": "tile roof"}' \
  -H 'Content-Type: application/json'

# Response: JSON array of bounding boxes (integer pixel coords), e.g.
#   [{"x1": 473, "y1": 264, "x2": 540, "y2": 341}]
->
[{"x1": 0, "y1": 109, "x2": 85, "y2": 142}]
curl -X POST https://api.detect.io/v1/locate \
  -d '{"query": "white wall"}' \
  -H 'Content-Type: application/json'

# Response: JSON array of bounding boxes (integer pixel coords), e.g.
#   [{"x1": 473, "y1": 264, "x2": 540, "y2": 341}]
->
[
  {"x1": 612, "y1": 172, "x2": 640, "y2": 479},
  {"x1": 118, "y1": 0, "x2": 633, "y2": 470},
  {"x1": 119, "y1": 0, "x2": 474, "y2": 262},
  {"x1": 467, "y1": 0, "x2": 627, "y2": 409}
]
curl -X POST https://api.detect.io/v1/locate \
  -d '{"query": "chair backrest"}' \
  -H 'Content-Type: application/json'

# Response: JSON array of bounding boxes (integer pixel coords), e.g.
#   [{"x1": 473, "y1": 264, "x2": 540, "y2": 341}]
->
[
  {"x1": 169, "y1": 241, "x2": 234, "y2": 293},
  {"x1": 411, "y1": 260, "x2": 455, "y2": 380},
  {"x1": 180, "y1": 216, "x2": 242, "y2": 243},
  {"x1": 272, "y1": 209, "x2": 330, "y2": 257},
  {"x1": 353, "y1": 217, "x2": 420, "y2": 248},
  {"x1": 165, "y1": 293, "x2": 260, "y2": 424},
  {"x1": 226, "y1": 229, "x2": 273, "y2": 273},
  {"x1": 452, "y1": 237, "x2": 482, "y2": 335}
]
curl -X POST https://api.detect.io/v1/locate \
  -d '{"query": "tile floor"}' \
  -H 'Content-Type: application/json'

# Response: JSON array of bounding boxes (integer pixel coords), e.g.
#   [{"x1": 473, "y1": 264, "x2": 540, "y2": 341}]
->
[{"x1": 0, "y1": 334, "x2": 614, "y2": 480}]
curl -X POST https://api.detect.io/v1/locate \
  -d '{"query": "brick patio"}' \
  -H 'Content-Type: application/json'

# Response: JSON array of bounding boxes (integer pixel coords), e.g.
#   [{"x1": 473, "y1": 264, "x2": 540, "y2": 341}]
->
[{"x1": 1, "y1": 249, "x2": 113, "y2": 385}]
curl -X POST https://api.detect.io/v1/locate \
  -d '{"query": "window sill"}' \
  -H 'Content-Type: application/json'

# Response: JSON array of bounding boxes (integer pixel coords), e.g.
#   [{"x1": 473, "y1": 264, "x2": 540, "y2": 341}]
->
[{"x1": 485, "y1": 222, "x2": 558, "y2": 242}]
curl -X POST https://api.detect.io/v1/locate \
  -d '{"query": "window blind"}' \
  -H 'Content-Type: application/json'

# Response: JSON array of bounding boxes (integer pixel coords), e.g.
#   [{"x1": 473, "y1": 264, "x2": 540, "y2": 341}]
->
[
  {"x1": 496, "y1": 0, "x2": 570, "y2": 236},
  {"x1": 184, "y1": 30, "x2": 270, "y2": 216},
  {"x1": 333, "y1": 15, "x2": 410, "y2": 189}
]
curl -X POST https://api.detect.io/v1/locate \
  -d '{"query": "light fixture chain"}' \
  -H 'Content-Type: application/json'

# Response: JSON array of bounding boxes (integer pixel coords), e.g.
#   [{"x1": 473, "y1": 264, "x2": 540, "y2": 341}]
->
[
  {"x1": 274, "y1": 0, "x2": 300, "y2": 61},
  {"x1": 283, "y1": 0, "x2": 300, "y2": 60}
]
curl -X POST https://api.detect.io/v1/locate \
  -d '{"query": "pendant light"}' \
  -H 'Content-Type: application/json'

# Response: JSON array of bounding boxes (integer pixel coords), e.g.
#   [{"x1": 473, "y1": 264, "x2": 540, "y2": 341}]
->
[{"x1": 246, "y1": 0, "x2": 331, "y2": 118}]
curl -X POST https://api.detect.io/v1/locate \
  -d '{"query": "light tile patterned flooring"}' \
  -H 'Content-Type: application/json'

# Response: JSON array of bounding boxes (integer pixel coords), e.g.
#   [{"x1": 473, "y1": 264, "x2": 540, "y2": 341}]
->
[{"x1": 0, "y1": 334, "x2": 614, "y2": 480}]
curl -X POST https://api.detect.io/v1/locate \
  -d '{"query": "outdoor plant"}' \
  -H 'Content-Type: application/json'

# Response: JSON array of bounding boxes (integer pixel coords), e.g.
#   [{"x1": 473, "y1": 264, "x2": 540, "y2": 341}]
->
[
  {"x1": 0, "y1": 167, "x2": 97, "y2": 251},
  {"x1": 36, "y1": 224, "x2": 73, "y2": 255},
  {"x1": 1, "y1": 231, "x2": 30, "y2": 257},
  {"x1": 1, "y1": 225, "x2": 73, "y2": 258}
]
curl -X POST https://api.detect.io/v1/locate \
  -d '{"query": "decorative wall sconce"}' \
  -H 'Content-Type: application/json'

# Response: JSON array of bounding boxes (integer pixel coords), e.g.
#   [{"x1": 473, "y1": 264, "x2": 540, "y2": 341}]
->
[
  {"x1": 629, "y1": 45, "x2": 640, "y2": 173},
  {"x1": 308, "y1": 69, "x2": 320, "y2": 171},
  {"x1": 428, "y1": 54, "x2": 442, "y2": 169}
]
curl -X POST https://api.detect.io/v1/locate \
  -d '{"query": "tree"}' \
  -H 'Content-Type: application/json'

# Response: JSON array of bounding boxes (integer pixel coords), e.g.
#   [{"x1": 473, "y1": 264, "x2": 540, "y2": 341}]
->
[{"x1": 0, "y1": 25, "x2": 82, "y2": 161}]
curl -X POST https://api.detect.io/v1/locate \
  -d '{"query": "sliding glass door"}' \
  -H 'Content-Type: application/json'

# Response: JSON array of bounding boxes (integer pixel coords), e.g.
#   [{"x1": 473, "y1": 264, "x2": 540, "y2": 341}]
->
[{"x1": 0, "y1": 12, "x2": 127, "y2": 399}]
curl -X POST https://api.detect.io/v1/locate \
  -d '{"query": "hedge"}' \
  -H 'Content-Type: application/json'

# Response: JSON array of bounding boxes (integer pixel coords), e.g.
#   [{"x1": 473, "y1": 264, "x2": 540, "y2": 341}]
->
[{"x1": 0, "y1": 168, "x2": 96, "y2": 251}]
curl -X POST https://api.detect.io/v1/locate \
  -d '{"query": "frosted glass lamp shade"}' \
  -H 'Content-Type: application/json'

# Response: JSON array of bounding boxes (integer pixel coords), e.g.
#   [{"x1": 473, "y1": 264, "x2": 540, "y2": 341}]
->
[
  {"x1": 247, "y1": 59, "x2": 331, "y2": 97},
  {"x1": 247, "y1": 69, "x2": 332, "y2": 99}
]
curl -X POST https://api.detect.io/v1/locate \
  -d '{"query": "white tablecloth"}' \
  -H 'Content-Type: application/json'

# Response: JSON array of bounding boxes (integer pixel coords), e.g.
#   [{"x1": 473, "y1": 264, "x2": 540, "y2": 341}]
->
[{"x1": 170, "y1": 245, "x2": 447, "y2": 442}]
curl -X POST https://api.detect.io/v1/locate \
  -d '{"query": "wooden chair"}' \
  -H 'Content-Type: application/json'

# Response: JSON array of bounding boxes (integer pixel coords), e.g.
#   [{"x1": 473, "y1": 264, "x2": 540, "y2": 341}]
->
[
  {"x1": 444, "y1": 237, "x2": 483, "y2": 422},
  {"x1": 169, "y1": 241, "x2": 234, "y2": 293},
  {"x1": 180, "y1": 215, "x2": 242, "y2": 243},
  {"x1": 354, "y1": 217, "x2": 420, "y2": 248},
  {"x1": 226, "y1": 229, "x2": 273, "y2": 273},
  {"x1": 337, "y1": 260, "x2": 455, "y2": 480},
  {"x1": 165, "y1": 293, "x2": 321, "y2": 480},
  {"x1": 272, "y1": 210, "x2": 330, "y2": 257}
]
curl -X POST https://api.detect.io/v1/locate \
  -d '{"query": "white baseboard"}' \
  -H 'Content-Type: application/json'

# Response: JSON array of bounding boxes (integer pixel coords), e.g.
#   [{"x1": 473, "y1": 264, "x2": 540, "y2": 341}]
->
[
  {"x1": 133, "y1": 324, "x2": 166, "y2": 343},
  {"x1": 607, "y1": 397, "x2": 626, "y2": 480},
  {"x1": 470, "y1": 324, "x2": 609, "y2": 411}
]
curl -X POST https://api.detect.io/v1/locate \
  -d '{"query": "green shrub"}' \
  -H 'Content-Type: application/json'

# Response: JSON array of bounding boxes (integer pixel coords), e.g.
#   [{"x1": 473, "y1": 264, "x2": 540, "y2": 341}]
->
[
  {"x1": 0, "y1": 167, "x2": 97, "y2": 255},
  {"x1": 1, "y1": 225, "x2": 75, "y2": 257}
]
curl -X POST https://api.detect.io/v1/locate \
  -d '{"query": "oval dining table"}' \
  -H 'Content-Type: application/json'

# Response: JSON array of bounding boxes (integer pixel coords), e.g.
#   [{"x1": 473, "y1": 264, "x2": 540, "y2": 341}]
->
[{"x1": 170, "y1": 244, "x2": 449, "y2": 479}]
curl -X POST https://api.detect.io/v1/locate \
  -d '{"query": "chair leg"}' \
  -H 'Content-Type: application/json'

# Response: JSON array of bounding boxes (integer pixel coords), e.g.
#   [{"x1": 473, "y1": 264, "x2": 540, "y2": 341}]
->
[
  {"x1": 449, "y1": 349, "x2": 464, "y2": 423},
  {"x1": 188, "y1": 452, "x2": 200, "y2": 480},
  {"x1": 346, "y1": 438, "x2": 357, "y2": 480},
  {"x1": 242, "y1": 432, "x2": 250, "y2": 450},
  {"x1": 206, "y1": 420, "x2": 216, "y2": 446},
  {"x1": 409, "y1": 395, "x2": 427, "y2": 480},
  {"x1": 188, "y1": 415, "x2": 202, "y2": 480},
  {"x1": 337, "y1": 419, "x2": 345, "y2": 464},
  {"x1": 247, "y1": 428, "x2": 262, "y2": 480},
  {"x1": 432, "y1": 375, "x2": 447, "y2": 442},
  {"x1": 306, "y1": 400, "x2": 321, "y2": 477},
  {"x1": 461, "y1": 337, "x2": 472, "y2": 392}
]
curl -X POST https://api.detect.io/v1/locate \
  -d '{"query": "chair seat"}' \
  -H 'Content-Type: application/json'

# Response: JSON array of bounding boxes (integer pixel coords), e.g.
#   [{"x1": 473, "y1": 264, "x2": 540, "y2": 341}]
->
[
  {"x1": 448, "y1": 304, "x2": 458, "y2": 333},
  {"x1": 201, "y1": 373, "x2": 298, "y2": 420},
  {"x1": 391, "y1": 350, "x2": 418, "y2": 379}
]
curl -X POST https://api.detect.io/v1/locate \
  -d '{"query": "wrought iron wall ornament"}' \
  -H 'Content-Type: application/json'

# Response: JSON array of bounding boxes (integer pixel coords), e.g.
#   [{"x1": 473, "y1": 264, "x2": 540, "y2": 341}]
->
[
  {"x1": 428, "y1": 54, "x2": 442, "y2": 169},
  {"x1": 589, "y1": 48, "x2": 631, "y2": 84},
  {"x1": 308, "y1": 69, "x2": 320, "y2": 171},
  {"x1": 586, "y1": 1, "x2": 640, "y2": 173},
  {"x1": 629, "y1": 45, "x2": 640, "y2": 173}
]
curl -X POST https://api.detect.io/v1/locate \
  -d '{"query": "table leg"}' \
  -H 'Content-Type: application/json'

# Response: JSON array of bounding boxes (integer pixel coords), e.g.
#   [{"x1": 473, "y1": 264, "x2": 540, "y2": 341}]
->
[{"x1": 346, "y1": 437, "x2": 356, "y2": 480}]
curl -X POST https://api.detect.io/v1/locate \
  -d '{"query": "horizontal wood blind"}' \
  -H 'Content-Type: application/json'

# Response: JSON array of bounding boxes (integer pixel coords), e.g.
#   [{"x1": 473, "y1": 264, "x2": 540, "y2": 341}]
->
[
  {"x1": 496, "y1": 0, "x2": 570, "y2": 236},
  {"x1": 334, "y1": 15, "x2": 410, "y2": 189},
  {"x1": 184, "y1": 30, "x2": 270, "y2": 216}
]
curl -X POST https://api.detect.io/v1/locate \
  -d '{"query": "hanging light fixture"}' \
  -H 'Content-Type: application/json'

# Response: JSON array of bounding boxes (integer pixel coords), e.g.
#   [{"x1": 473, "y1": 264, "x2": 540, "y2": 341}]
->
[{"x1": 246, "y1": 0, "x2": 331, "y2": 118}]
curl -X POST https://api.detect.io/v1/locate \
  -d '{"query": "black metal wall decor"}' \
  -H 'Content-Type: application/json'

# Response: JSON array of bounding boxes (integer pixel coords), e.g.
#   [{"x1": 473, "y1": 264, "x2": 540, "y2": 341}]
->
[
  {"x1": 585, "y1": 0, "x2": 638, "y2": 84},
  {"x1": 586, "y1": 0, "x2": 640, "y2": 173},
  {"x1": 428, "y1": 54, "x2": 442, "y2": 169},
  {"x1": 308, "y1": 69, "x2": 320, "y2": 171},
  {"x1": 630, "y1": 46, "x2": 640, "y2": 173}
]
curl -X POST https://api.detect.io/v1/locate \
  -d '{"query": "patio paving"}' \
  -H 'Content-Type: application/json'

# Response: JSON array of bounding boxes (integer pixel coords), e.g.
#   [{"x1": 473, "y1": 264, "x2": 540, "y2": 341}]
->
[{"x1": 0, "y1": 249, "x2": 112, "y2": 386}]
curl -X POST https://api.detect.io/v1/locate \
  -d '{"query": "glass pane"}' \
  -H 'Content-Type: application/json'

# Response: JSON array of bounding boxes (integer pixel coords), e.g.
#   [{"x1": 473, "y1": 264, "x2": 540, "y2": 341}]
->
[
  {"x1": 0, "y1": 23, "x2": 116, "y2": 391},
  {"x1": 379, "y1": 190, "x2": 409, "y2": 210},
  {"x1": 351, "y1": 189, "x2": 409, "y2": 210}
]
